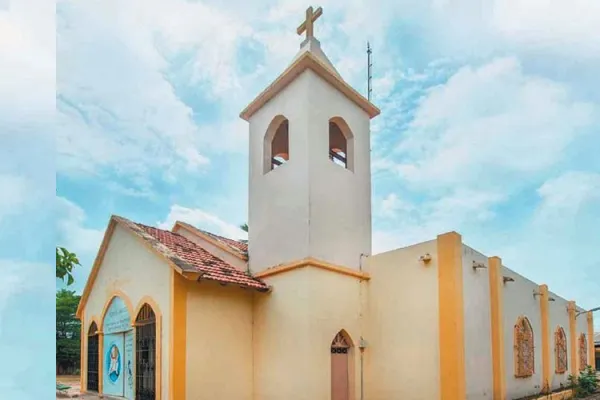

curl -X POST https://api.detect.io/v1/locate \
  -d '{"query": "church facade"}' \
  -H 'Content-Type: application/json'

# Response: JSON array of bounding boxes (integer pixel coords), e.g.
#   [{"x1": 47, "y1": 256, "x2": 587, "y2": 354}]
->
[{"x1": 76, "y1": 7, "x2": 596, "y2": 400}]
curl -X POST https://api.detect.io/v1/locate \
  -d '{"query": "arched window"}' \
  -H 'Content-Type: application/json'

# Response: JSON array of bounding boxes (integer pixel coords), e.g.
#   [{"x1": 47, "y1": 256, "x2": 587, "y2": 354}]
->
[
  {"x1": 136, "y1": 303, "x2": 157, "y2": 399},
  {"x1": 555, "y1": 326, "x2": 568, "y2": 374},
  {"x1": 331, "y1": 330, "x2": 354, "y2": 400},
  {"x1": 514, "y1": 316, "x2": 535, "y2": 378},
  {"x1": 329, "y1": 117, "x2": 354, "y2": 171},
  {"x1": 87, "y1": 321, "x2": 99, "y2": 392},
  {"x1": 579, "y1": 334, "x2": 588, "y2": 371},
  {"x1": 88, "y1": 321, "x2": 98, "y2": 336},
  {"x1": 264, "y1": 115, "x2": 289, "y2": 173}
]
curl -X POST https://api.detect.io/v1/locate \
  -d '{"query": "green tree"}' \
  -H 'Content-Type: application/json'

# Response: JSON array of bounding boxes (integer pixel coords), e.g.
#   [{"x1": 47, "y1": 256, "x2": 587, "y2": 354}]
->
[
  {"x1": 56, "y1": 247, "x2": 80, "y2": 286},
  {"x1": 240, "y1": 223, "x2": 249, "y2": 244},
  {"x1": 56, "y1": 289, "x2": 81, "y2": 374}
]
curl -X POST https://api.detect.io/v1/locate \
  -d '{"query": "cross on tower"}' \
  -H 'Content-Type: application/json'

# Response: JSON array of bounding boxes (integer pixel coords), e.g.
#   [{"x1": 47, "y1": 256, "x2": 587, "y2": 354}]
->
[{"x1": 296, "y1": 6, "x2": 323, "y2": 41}]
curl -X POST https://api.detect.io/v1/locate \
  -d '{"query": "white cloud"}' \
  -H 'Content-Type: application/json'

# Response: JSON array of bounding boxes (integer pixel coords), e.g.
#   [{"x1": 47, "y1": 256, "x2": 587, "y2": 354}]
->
[
  {"x1": 57, "y1": 0, "x2": 240, "y2": 182},
  {"x1": 369, "y1": 58, "x2": 597, "y2": 252},
  {"x1": 379, "y1": 193, "x2": 414, "y2": 217},
  {"x1": 491, "y1": 0, "x2": 600, "y2": 59},
  {"x1": 536, "y1": 171, "x2": 600, "y2": 218},
  {"x1": 386, "y1": 57, "x2": 596, "y2": 189},
  {"x1": 373, "y1": 187, "x2": 505, "y2": 251},
  {"x1": 0, "y1": 260, "x2": 50, "y2": 321},
  {"x1": 56, "y1": 196, "x2": 105, "y2": 256},
  {"x1": 158, "y1": 204, "x2": 247, "y2": 240},
  {"x1": 372, "y1": 230, "x2": 405, "y2": 254},
  {"x1": 56, "y1": 0, "x2": 367, "y2": 184},
  {"x1": 0, "y1": 174, "x2": 28, "y2": 223},
  {"x1": 0, "y1": 0, "x2": 55, "y2": 122},
  {"x1": 493, "y1": 172, "x2": 600, "y2": 312},
  {"x1": 55, "y1": 0, "x2": 416, "y2": 189}
]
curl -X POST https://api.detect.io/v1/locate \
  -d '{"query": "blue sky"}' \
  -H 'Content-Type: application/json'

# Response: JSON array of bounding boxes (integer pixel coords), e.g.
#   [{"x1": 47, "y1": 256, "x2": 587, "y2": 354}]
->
[{"x1": 1, "y1": 0, "x2": 600, "y2": 395}]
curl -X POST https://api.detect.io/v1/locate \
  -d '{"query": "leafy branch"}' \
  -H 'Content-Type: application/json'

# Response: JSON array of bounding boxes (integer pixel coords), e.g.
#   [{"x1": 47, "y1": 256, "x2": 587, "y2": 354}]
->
[{"x1": 56, "y1": 247, "x2": 80, "y2": 286}]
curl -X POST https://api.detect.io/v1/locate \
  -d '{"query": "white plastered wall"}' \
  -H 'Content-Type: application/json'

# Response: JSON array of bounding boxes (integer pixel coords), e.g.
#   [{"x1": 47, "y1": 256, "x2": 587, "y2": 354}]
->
[
  {"x1": 548, "y1": 291, "x2": 571, "y2": 389},
  {"x1": 83, "y1": 224, "x2": 171, "y2": 399},
  {"x1": 247, "y1": 68, "x2": 372, "y2": 273},
  {"x1": 363, "y1": 240, "x2": 440, "y2": 400},
  {"x1": 185, "y1": 280, "x2": 254, "y2": 400},
  {"x1": 502, "y1": 266, "x2": 543, "y2": 399},
  {"x1": 247, "y1": 72, "x2": 311, "y2": 273},
  {"x1": 462, "y1": 245, "x2": 493, "y2": 400},
  {"x1": 304, "y1": 69, "x2": 372, "y2": 270}
]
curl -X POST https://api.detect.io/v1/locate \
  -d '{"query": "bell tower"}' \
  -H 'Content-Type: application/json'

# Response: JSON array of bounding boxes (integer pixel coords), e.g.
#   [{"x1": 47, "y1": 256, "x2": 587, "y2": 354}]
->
[{"x1": 240, "y1": 6, "x2": 380, "y2": 273}]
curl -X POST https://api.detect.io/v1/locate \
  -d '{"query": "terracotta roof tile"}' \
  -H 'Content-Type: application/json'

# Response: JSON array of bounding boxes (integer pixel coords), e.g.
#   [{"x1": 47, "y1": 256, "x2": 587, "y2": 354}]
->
[
  {"x1": 119, "y1": 217, "x2": 268, "y2": 292},
  {"x1": 175, "y1": 221, "x2": 248, "y2": 259},
  {"x1": 201, "y1": 229, "x2": 248, "y2": 254}
]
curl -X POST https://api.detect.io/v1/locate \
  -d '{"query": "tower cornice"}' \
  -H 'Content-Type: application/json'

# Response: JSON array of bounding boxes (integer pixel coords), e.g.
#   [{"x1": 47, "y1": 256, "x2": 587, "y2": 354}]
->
[{"x1": 239, "y1": 51, "x2": 380, "y2": 121}]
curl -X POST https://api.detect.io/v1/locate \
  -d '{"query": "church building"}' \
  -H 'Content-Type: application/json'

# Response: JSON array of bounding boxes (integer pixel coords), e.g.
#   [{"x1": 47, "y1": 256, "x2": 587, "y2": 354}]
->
[{"x1": 76, "y1": 6, "x2": 596, "y2": 400}]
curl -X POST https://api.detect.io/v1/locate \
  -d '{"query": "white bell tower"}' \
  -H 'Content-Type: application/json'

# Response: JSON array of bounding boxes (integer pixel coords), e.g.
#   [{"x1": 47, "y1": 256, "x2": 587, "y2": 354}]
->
[{"x1": 240, "y1": 6, "x2": 380, "y2": 273}]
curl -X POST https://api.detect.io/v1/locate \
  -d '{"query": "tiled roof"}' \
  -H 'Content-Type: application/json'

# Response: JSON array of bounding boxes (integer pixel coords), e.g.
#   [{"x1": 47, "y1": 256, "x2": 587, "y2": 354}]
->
[
  {"x1": 114, "y1": 216, "x2": 268, "y2": 292},
  {"x1": 201, "y1": 229, "x2": 248, "y2": 255},
  {"x1": 175, "y1": 221, "x2": 248, "y2": 259}
]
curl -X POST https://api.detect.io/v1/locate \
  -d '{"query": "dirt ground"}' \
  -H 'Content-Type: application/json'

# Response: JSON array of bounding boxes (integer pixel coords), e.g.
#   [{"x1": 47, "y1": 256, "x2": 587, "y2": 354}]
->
[{"x1": 56, "y1": 376, "x2": 103, "y2": 399}]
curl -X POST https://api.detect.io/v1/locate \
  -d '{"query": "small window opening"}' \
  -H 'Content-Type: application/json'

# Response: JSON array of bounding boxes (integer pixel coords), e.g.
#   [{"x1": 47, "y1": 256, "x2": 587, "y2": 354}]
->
[
  {"x1": 328, "y1": 117, "x2": 354, "y2": 171},
  {"x1": 264, "y1": 116, "x2": 289, "y2": 173},
  {"x1": 329, "y1": 121, "x2": 347, "y2": 168}
]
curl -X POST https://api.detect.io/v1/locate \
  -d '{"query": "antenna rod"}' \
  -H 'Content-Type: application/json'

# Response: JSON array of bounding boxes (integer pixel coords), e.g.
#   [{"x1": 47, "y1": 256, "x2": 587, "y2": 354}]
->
[{"x1": 367, "y1": 41, "x2": 373, "y2": 101}]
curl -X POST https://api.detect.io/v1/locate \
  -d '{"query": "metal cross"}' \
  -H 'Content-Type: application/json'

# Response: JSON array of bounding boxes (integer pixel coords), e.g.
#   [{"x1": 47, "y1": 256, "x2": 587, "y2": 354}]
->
[{"x1": 296, "y1": 6, "x2": 323, "y2": 40}]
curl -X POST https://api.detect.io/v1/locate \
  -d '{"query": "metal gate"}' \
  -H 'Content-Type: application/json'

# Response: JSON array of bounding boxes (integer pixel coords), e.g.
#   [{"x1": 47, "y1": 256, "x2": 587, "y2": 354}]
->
[
  {"x1": 136, "y1": 304, "x2": 156, "y2": 400},
  {"x1": 87, "y1": 323, "x2": 99, "y2": 392}
]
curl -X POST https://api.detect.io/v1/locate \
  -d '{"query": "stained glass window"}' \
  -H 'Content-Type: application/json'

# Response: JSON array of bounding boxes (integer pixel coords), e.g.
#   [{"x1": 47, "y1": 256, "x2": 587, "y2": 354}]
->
[
  {"x1": 579, "y1": 334, "x2": 588, "y2": 371},
  {"x1": 555, "y1": 327, "x2": 568, "y2": 374},
  {"x1": 514, "y1": 317, "x2": 535, "y2": 378}
]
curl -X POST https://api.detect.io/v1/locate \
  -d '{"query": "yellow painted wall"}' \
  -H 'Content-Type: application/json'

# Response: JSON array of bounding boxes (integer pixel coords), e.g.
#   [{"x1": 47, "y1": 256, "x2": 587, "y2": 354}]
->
[
  {"x1": 462, "y1": 245, "x2": 493, "y2": 399},
  {"x1": 363, "y1": 240, "x2": 440, "y2": 400},
  {"x1": 184, "y1": 279, "x2": 254, "y2": 400},
  {"x1": 83, "y1": 225, "x2": 171, "y2": 399},
  {"x1": 253, "y1": 266, "x2": 363, "y2": 400}
]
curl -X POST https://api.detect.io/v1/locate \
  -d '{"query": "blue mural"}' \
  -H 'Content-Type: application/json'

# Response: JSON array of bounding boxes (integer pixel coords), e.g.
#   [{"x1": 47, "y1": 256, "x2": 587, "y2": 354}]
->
[
  {"x1": 102, "y1": 296, "x2": 134, "y2": 399},
  {"x1": 124, "y1": 330, "x2": 135, "y2": 399},
  {"x1": 103, "y1": 334, "x2": 125, "y2": 397},
  {"x1": 106, "y1": 342, "x2": 122, "y2": 382},
  {"x1": 103, "y1": 296, "x2": 131, "y2": 334}
]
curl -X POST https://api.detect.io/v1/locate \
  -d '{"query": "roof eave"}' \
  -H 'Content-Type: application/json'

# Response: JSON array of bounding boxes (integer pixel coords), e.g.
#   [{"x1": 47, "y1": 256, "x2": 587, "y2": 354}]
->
[
  {"x1": 239, "y1": 52, "x2": 380, "y2": 122},
  {"x1": 186, "y1": 271, "x2": 271, "y2": 293},
  {"x1": 75, "y1": 216, "x2": 119, "y2": 319}
]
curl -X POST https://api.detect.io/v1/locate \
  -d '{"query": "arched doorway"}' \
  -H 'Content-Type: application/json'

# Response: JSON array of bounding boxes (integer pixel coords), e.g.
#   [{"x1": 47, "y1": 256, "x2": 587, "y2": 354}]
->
[
  {"x1": 135, "y1": 303, "x2": 156, "y2": 400},
  {"x1": 102, "y1": 295, "x2": 134, "y2": 399},
  {"x1": 87, "y1": 321, "x2": 99, "y2": 392},
  {"x1": 331, "y1": 331, "x2": 352, "y2": 400}
]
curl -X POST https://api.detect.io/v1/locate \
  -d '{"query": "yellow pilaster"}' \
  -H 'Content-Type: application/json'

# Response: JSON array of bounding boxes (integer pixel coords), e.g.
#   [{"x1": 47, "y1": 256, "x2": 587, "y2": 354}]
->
[
  {"x1": 98, "y1": 330, "x2": 104, "y2": 394},
  {"x1": 488, "y1": 256, "x2": 506, "y2": 400},
  {"x1": 588, "y1": 312, "x2": 595, "y2": 370},
  {"x1": 437, "y1": 232, "x2": 466, "y2": 400},
  {"x1": 80, "y1": 311, "x2": 85, "y2": 392},
  {"x1": 170, "y1": 270, "x2": 187, "y2": 399},
  {"x1": 539, "y1": 284, "x2": 551, "y2": 392},
  {"x1": 568, "y1": 301, "x2": 577, "y2": 376}
]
